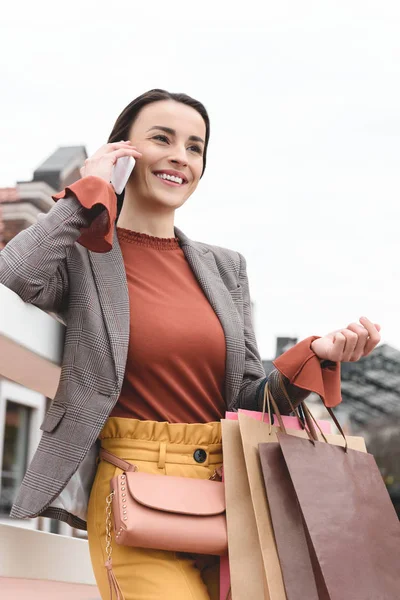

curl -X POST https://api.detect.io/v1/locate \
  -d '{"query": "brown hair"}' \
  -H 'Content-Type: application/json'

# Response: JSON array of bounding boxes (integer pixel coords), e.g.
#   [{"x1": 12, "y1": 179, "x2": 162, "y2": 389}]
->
[{"x1": 107, "y1": 89, "x2": 210, "y2": 217}]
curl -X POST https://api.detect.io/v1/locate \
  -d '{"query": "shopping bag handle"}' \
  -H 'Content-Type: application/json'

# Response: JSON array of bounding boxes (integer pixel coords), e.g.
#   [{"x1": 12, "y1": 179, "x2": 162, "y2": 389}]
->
[
  {"x1": 276, "y1": 373, "x2": 348, "y2": 452},
  {"x1": 261, "y1": 380, "x2": 285, "y2": 430},
  {"x1": 307, "y1": 396, "x2": 348, "y2": 452},
  {"x1": 262, "y1": 380, "x2": 317, "y2": 445},
  {"x1": 276, "y1": 374, "x2": 326, "y2": 442}
]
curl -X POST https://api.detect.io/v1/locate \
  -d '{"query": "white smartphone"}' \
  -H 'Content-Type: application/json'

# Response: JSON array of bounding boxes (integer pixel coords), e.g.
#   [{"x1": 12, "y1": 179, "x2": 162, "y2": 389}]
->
[{"x1": 111, "y1": 156, "x2": 135, "y2": 194}]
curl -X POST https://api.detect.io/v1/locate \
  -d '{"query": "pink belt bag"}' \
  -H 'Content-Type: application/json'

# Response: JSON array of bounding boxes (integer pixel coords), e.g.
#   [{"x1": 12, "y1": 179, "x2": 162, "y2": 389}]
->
[{"x1": 99, "y1": 447, "x2": 227, "y2": 556}]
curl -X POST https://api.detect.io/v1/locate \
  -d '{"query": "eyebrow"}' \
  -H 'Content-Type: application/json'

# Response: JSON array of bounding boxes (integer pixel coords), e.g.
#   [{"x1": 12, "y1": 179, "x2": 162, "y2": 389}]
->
[{"x1": 147, "y1": 125, "x2": 205, "y2": 144}]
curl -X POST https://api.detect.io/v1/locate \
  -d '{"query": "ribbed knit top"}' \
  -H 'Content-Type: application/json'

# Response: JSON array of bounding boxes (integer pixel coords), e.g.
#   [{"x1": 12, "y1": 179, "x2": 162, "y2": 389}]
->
[
  {"x1": 116, "y1": 227, "x2": 181, "y2": 250},
  {"x1": 107, "y1": 226, "x2": 227, "y2": 423}
]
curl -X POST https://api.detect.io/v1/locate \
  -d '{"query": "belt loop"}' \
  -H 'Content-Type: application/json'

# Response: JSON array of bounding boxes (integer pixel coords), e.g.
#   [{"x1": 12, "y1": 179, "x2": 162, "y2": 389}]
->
[{"x1": 158, "y1": 442, "x2": 167, "y2": 469}]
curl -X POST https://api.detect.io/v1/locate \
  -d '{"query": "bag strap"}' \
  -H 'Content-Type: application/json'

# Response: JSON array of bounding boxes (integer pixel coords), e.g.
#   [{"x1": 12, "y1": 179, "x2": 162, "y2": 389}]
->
[
  {"x1": 276, "y1": 373, "x2": 332, "y2": 443},
  {"x1": 99, "y1": 448, "x2": 138, "y2": 472},
  {"x1": 277, "y1": 373, "x2": 321, "y2": 441},
  {"x1": 276, "y1": 373, "x2": 349, "y2": 452},
  {"x1": 261, "y1": 380, "x2": 317, "y2": 444}
]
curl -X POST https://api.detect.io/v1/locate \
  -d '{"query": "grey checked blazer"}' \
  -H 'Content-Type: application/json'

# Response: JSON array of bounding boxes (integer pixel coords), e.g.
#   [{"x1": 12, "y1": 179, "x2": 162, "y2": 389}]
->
[{"x1": 0, "y1": 193, "x2": 285, "y2": 529}]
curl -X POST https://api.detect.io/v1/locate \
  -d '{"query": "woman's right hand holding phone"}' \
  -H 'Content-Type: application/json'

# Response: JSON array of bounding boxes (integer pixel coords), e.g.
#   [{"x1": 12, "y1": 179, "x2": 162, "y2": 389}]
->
[{"x1": 79, "y1": 141, "x2": 142, "y2": 184}]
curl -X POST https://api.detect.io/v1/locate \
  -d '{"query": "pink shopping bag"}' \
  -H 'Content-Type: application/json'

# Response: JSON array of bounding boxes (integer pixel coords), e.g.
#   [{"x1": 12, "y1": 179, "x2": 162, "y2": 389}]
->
[
  {"x1": 220, "y1": 409, "x2": 331, "y2": 599},
  {"x1": 237, "y1": 409, "x2": 332, "y2": 433},
  {"x1": 220, "y1": 547, "x2": 231, "y2": 600}
]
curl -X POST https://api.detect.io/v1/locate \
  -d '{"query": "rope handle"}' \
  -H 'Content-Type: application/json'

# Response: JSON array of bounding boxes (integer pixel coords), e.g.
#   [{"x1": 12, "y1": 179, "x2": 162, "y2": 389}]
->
[
  {"x1": 275, "y1": 372, "x2": 348, "y2": 452},
  {"x1": 261, "y1": 379, "x2": 316, "y2": 444}
]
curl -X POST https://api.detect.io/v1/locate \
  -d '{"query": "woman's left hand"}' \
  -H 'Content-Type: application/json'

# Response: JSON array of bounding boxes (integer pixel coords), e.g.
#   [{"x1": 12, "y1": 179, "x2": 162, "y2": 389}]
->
[{"x1": 311, "y1": 317, "x2": 381, "y2": 363}]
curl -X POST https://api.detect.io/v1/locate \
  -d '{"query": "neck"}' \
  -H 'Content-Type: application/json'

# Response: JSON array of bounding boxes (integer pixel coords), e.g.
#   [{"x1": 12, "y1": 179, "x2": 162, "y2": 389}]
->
[{"x1": 116, "y1": 191, "x2": 176, "y2": 238}]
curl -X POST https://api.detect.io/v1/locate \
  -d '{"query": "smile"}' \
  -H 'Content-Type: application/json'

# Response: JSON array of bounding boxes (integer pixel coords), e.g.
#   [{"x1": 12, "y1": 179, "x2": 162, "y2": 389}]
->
[{"x1": 153, "y1": 171, "x2": 188, "y2": 186}]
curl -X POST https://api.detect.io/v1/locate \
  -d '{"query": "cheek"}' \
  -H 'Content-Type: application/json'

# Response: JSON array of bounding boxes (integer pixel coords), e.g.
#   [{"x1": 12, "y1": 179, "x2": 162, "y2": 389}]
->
[
  {"x1": 192, "y1": 163, "x2": 203, "y2": 186},
  {"x1": 132, "y1": 144, "x2": 157, "y2": 168},
  {"x1": 132, "y1": 151, "x2": 156, "y2": 184}
]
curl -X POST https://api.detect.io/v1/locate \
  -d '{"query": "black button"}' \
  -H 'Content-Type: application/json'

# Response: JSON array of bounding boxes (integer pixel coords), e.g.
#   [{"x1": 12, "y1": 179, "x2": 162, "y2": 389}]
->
[{"x1": 193, "y1": 449, "x2": 207, "y2": 463}]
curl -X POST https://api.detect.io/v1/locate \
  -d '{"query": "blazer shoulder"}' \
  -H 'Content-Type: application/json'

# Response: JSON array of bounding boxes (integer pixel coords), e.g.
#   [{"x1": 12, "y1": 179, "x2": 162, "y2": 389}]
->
[
  {"x1": 193, "y1": 240, "x2": 241, "y2": 269},
  {"x1": 190, "y1": 241, "x2": 244, "y2": 289}
]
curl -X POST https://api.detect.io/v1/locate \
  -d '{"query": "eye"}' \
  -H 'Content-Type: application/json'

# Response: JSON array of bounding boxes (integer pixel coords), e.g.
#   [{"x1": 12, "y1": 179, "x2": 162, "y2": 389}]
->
[
  {"x1": 152, "y1": 134, "x2": 169, "y2": 143},
  {"x1": 188, "y1": 144, "x2": 203, "y2": 155}
]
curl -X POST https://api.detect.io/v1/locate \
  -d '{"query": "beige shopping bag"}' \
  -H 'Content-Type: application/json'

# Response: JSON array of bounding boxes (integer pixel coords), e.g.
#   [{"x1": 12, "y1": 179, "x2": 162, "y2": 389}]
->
[
  {"x1": 238, "y1": 412, "x2": 367, "y2": 599},
  {"x1": 238, "y1": 413, "x2": 287, "y2": 599},
  {"x1": 221, "y1": 419, "x2": 269, "y2": 600}
]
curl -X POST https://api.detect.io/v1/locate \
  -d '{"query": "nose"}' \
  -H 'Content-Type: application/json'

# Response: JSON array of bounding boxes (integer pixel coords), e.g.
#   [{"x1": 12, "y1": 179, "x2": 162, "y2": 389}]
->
[{"x1": 169, "y1": 146, "x2": 188, "y2": 168}]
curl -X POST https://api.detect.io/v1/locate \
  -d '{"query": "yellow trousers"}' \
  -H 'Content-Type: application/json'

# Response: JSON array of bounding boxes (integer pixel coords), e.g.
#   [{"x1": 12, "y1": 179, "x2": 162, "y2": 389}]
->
[{"x1": 87, "y1": 417, "x2": 223, "y2": 600}]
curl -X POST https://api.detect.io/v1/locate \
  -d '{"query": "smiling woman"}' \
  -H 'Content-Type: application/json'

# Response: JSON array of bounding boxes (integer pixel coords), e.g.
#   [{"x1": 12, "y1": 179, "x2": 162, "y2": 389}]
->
[
  {"x1": 0, "y1": 88, "x2": 381, "y2": 600},
  {"x1": 114, "y1": 99, "x2": 206, "y2": 232},
  {"x1": 107, "y1": 89, "x2": 210, "y2": 236}
]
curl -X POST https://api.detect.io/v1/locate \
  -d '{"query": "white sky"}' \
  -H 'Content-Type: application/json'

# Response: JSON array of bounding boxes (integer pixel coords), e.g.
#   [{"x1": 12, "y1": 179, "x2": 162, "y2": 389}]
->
[{"x1": 1, "y1": 1, "x2": 400, "y2": 359}]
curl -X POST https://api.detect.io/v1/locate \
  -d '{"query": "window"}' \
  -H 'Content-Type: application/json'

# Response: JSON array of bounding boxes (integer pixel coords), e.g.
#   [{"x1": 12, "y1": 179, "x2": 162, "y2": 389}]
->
[
  {"x1": 0, "y1": 381, "x2": 45, "y2": 526},
  {"x1": 0, "y1": 401, "x2": 31, "y2": 515}
]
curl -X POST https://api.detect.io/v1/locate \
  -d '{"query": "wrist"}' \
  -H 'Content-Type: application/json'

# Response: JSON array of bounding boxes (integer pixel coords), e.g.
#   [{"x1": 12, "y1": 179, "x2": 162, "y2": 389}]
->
[{"x1": 310, "y1": 338, "x2": 334, "y2": 367}]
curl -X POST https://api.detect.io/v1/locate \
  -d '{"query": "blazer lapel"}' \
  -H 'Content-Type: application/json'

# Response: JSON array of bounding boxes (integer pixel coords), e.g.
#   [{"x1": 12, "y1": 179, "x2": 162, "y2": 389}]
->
[
  {"x1": 175, "y1": 227, "x2": 245, "y2": 406},
  {"x1": 88, "y1": 227, "x2": 130, "y2": 390}
]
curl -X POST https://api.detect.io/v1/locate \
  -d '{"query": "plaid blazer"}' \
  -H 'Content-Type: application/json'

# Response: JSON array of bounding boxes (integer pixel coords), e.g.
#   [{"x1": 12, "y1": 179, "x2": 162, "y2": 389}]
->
[{"x1": 0, "y1": 194, "x2": 269, "y2": 529}]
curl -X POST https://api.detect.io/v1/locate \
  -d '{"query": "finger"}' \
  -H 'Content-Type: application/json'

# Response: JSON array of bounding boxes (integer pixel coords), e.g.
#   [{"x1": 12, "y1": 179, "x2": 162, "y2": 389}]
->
[
  {"x1": 330, "y1": 332, "x2": 346, "y2": 361},
  {"x1": 359, "y1": 317, "x2": 381, "y2": 356},
  {"x1": 339, "y1": 329, "x2": 359, "y2": 361},
  {"x1": 89, "y1": 142, "x2": 137, "y2": 160},
  {"x1": 107, "y1": 141, "x2": 138, "y2": 151},
  {"x1": 100, "y1": 142, "x2": 137, "y2": 155},
  {"x1": 110, "y1": 148, "x2": 142, "y2": 161},
  {"x1": 346, "y1": 323, "x2": 369, "y2": 361}
]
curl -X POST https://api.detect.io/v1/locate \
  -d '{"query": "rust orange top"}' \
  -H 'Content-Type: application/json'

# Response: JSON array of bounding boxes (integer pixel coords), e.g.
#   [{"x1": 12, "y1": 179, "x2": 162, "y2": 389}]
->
[
  {"x1": 109, "y1": 227, "x2": 227, "y2": 423},
  {"x1": 52, "y1": 176, "x2": 342, "y2": 414}
]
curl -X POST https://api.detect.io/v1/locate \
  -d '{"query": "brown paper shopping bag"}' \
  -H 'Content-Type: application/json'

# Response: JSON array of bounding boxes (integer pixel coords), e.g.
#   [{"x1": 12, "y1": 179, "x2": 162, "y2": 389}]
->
[
  {"x1": 221, "y1": 418, "x2": 269, "y2": 600},
  {"x1": 277, "y1": 430, "x2": 400, "y2": 599},
  {"x1": 238, "y1": 402, "x2": 369, "y2": 600},
  {"x1": 258, "y1": 432, "x2": 367, "y2": 600},
  {"x1": 258, "y1": 440, "x2": 322, "y2": 600},
  {"x1": 257, "y1": 381, "x2": 400, "y2": 600}
]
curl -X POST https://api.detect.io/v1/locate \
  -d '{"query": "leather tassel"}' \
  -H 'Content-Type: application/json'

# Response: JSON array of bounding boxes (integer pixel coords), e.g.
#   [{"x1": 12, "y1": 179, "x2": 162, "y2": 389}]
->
[{"x1": 105, "y1": 559, "x2": 125, "y2": 600}]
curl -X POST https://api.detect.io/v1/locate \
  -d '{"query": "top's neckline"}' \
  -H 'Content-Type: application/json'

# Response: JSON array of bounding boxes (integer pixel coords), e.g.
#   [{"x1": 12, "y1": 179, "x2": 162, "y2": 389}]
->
[{"x1": 116, "y1": 227, "x2": 180, "y2": 250}]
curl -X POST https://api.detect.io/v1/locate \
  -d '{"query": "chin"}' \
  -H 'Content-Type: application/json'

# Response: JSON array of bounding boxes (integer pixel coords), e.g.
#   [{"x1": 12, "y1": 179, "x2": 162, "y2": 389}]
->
[
  {"x1": 150, "y1": 189, "x2": 188, "y2": 208},
  {"x1": 158, "y1": 198, "x2": 187, "y2": 210}
]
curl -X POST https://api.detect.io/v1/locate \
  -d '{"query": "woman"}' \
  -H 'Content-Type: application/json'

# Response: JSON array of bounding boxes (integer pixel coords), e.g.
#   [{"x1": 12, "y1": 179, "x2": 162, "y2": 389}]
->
[{"x1": 0, "y1": 89, "x2": 380, "y2": 599}]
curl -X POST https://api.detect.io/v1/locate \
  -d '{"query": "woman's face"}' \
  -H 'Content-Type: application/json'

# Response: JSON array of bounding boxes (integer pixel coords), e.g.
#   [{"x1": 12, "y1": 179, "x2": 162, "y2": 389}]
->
[{"x1": 126, "y1": 100, "x2": 206, "y2": 211}]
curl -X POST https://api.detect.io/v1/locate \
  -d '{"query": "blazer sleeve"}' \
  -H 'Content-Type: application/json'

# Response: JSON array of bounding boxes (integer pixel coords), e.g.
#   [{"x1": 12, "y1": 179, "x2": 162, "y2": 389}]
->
[
  {"x1": 51, "y1": 175, "x2": 117, "y2": 252},
  {"x1": 233, "y1": 252, "x2": 340, "y2": 415},
  {"x1": 0, "y1": 177, "x2": 113, "y2": 313},
  {"x1": 232, "y1": 251, "x2": 295, "y2": 414}
]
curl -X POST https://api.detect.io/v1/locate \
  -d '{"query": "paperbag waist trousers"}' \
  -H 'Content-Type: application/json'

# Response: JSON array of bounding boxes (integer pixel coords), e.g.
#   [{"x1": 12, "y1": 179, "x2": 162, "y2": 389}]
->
[{"x1": 87, "y1": 417, "x2": 223, "y2": 600}]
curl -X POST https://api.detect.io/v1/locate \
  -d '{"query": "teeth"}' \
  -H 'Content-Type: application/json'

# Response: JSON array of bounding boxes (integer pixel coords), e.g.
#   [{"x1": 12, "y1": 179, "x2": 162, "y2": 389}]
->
[{"x1": 156, "y1": 173, "x2": 183, "y2": 184}]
